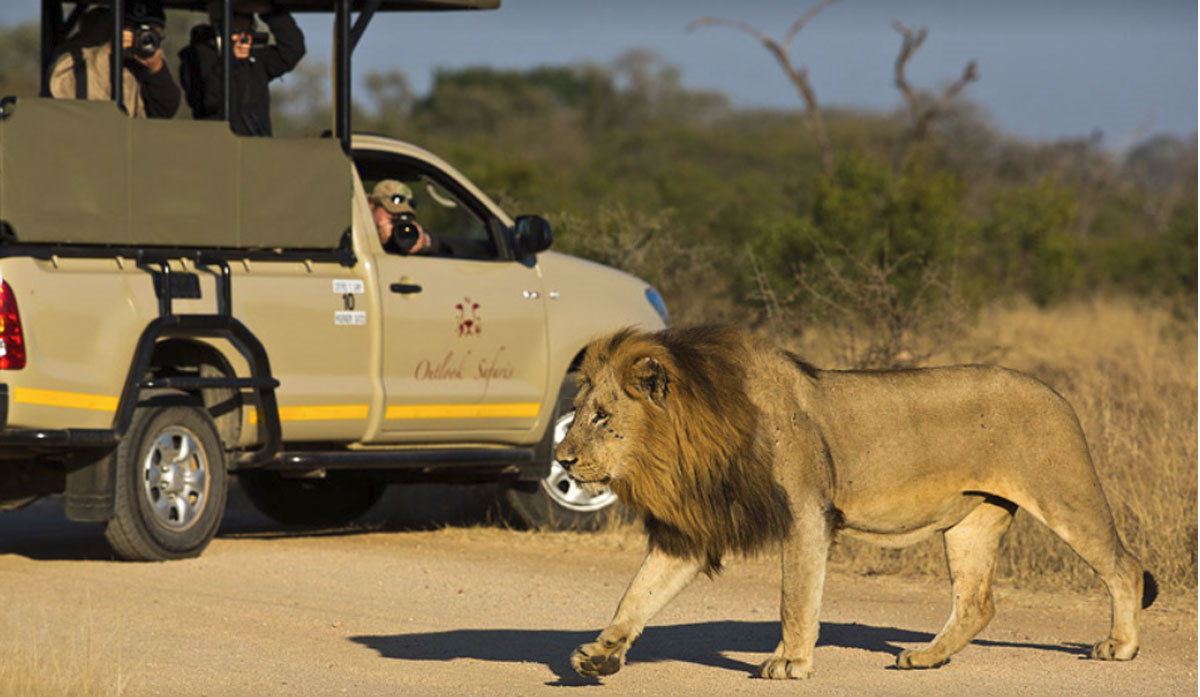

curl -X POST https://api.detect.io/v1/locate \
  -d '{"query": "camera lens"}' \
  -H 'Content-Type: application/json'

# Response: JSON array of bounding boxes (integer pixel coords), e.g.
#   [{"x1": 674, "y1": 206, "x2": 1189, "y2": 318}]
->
[{"x1": 133, "y1": 25, "x2": 161, "y2": 57}]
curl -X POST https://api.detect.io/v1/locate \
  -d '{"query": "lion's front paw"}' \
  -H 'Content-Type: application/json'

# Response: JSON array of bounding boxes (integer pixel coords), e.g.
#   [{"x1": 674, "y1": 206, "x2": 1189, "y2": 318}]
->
[
  {"x1": 757, "y1": 656, "x2": 813, "y2": 680},
  {"x1": 896, "y1": 649, "x2": 950, "y2": 670},
  {"x1": 571, "y1": 642, "x2": 625, "y2": 677},
  {"x1": 1091, "y1": 638, "x2": 1138, "y2": 661}
]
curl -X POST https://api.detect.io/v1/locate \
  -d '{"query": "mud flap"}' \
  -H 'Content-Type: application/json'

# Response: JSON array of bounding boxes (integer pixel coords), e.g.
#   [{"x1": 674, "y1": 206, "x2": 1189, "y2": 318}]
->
[{"x1": 64, "y1": 451, "x2": 116, "y2": 522}]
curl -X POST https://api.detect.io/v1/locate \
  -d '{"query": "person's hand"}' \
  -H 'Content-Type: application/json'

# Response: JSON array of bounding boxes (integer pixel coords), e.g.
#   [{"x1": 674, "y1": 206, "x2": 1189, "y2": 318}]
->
[
  {"x1": 409, "y1": 222, "x2": 431, "y2": 254},
  {"x1": 232, "y1": 33, "x2": 253, "y2": 60},
  {"x1": 372, "y1": 205, "x2": 394, "y2": 247}
]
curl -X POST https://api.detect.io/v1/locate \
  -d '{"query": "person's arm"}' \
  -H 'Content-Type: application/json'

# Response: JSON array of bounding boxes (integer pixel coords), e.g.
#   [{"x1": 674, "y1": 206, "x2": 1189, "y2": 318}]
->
[
  {"x1": 47, "y1": 53, "x2": 76, "y2": 99},
  {"x1": 129, "y1": 58, "x2": 181, "y2": 119},
  {"x1": 259, "y1": 8, "x2": 306, "y2": 80}
]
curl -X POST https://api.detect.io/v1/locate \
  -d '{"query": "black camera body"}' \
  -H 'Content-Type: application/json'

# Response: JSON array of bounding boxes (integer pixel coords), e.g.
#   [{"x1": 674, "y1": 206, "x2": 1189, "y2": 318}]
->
[
  {"x1": 390, "y1": 213, "x2": 421, "y2": 253},
  {"x1": 131, "y1": 23, "x2": 161, "y2": 58}
]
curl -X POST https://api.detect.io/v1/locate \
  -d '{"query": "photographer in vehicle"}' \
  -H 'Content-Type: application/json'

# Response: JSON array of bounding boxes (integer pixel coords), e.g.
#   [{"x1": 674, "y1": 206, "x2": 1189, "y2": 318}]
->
[
  {"x1": 48, "y1": 1, "x2": 181, "y2": 119},
  {"x1": 178, "y1": 0, "x2": 306, "y2": 136},
  {"x1": 369, "y1": 180, "x2": 440, "y2": 255}
]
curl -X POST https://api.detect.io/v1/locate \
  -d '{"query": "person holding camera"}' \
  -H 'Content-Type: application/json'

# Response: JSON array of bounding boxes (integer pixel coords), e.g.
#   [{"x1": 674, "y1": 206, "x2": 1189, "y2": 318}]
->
[
  {"x1": 178, "y1": 0, "x2": 305, "y2": 137},
  {"x1": 48, "y1": 1, "x2": 181, "y2": 119},
  {"x1": 370, "y1": 180, "x2": 440, "y2": 256}
]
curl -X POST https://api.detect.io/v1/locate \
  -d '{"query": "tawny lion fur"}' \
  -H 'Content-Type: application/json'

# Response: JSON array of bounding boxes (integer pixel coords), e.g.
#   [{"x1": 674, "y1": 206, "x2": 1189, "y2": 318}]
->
[{"x1": 557, "y1": 325, "x2": 1156, "y2": 680}]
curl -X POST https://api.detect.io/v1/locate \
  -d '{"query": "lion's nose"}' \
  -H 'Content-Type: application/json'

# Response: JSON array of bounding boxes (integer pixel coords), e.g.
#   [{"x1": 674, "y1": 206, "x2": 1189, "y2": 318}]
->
[{"x1": 556, "y1": 447, "x2": 577, "y2": 469}]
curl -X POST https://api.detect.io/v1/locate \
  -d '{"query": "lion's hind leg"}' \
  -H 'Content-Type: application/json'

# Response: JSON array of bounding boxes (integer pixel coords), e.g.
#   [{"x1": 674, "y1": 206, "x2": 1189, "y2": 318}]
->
[
  {"x1": 897, "y1": 498, "x2": 1016, "y2": 670},
  {"x1": 1016, "y1": 470, "x2": 1149, "y2": 661}
]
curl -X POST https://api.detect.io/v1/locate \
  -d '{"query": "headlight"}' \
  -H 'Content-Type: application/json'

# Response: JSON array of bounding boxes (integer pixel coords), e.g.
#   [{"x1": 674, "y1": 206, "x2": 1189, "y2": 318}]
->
[{"x1": 645, "y1": 287, "x2": 669, "y2": 326}]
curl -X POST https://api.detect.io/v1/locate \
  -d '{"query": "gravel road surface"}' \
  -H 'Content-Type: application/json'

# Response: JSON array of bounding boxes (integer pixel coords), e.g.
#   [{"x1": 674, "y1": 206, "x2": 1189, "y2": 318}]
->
[{"x1": 0, "y1": 483, "x2": 1194, "y2": 697}]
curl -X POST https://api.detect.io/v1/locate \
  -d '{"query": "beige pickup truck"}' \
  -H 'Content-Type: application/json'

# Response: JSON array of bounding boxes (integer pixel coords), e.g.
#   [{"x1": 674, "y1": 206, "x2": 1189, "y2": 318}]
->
[{"x1": 0, "y1": 0, "x2": 667, "y2": 561}]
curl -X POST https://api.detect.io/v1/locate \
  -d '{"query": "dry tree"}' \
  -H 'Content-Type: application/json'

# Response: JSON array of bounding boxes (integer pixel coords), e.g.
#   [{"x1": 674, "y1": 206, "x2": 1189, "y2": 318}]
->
[
  {"x1": 891, "y1": 20, "x2": 978, "y2": 172},
  {"x1": 688, "y1": 0, "x2": 839, "y2": 176}
]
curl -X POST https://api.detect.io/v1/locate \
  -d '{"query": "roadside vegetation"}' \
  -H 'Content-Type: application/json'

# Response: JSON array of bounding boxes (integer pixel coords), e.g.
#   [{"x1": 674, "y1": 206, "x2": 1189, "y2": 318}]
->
[{"x1": 0, "y1": 7, "x2": 1193, "y2": 595}]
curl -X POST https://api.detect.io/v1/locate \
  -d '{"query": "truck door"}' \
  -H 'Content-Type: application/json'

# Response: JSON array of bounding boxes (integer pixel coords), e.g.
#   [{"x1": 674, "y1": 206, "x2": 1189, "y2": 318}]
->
[{"x1": 361, "y1": 164, "x2": 550, "y2": 438}]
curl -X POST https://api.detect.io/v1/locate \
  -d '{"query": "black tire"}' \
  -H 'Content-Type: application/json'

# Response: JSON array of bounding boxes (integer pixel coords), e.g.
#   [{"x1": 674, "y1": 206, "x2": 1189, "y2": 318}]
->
[
  {"x1": 104, "y1": 394, "x2": 228, "y2": 561},
  {"x1": 504, "y1": 373, "x2": 627, "y2": 530},
  {"x1": 237, "y1": 471, "x2": 384, "y2": 527}
]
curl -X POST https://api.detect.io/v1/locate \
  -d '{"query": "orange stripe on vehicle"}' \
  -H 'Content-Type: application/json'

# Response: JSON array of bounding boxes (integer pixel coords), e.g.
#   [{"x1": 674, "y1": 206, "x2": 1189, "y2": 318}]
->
[
  {"x1": 247, "y1": 404, "x2": 369, "y2": 424},
  {"x1": 12, "y1": 387, "x2": 118, "y2": 412},
  {"x1": 384, "y1": 402, "x2": 541, "y2": 420}
]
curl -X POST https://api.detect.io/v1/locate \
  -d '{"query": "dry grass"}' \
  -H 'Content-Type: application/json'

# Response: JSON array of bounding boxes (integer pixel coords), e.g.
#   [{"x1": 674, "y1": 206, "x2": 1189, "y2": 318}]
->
[
  {"x1": 798, "y1": 296, "x2": 1197, "y2": 593},
  {"x1": 0, "y1": 611, "x2": 127, "y2": 697}
]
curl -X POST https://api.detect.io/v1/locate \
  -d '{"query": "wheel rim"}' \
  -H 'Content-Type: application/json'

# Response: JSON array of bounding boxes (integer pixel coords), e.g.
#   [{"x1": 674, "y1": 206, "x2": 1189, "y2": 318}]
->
[
  {"x1": 540, "y1": 412, "x2": 618, "y2": 513},
  {"x1": 141, "y1": 426, "x2": 210, "y2": 531}
]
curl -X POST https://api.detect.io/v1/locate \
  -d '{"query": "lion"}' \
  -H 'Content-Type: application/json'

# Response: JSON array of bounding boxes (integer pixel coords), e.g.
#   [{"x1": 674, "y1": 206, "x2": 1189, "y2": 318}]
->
[{"x1": 557, "y1": 325, "x2": 1157, "y2": 680}]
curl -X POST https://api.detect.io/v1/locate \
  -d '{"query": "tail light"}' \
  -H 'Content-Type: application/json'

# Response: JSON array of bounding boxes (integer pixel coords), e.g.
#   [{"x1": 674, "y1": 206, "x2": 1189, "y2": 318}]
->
[{"x1": 0, "y1": 280, "x2": 25, "y2": 370}]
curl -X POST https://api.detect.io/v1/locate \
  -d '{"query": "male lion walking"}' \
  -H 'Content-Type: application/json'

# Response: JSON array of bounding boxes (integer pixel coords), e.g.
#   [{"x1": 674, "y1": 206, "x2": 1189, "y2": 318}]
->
[{"x1": 556, "y1": 325, "x2": 1156, "y2": 680}]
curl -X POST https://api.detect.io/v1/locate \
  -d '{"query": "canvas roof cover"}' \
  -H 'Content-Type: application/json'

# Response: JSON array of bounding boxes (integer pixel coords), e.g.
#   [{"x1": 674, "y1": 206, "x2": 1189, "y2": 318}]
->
[{"x1": 0, "y1": 98, "x2": 351, "y2": 250}]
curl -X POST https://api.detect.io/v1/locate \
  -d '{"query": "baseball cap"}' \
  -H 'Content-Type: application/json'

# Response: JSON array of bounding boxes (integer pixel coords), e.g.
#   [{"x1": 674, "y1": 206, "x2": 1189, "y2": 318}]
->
[
  {"x1": 371, "y1": 180, "x2": 416, "y2": 215},
  {"x1": 126, "y1": 0, "x2": 166, "y2": 25}
]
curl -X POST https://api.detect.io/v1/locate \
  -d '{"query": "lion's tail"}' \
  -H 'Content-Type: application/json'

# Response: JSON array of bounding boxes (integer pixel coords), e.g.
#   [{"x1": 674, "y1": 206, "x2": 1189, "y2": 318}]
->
[{"x1": 1142, "y1": 571, "x2": 1159, "y2": 609}]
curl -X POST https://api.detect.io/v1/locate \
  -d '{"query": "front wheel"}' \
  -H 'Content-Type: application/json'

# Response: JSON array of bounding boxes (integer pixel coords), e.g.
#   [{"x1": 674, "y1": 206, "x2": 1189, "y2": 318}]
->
[
  {"x1": 504, "y1": 374, "x2": 625, "y2": 530},
  {"x1": 104, "y1": 394, "x2": 228, "y2": 561}
]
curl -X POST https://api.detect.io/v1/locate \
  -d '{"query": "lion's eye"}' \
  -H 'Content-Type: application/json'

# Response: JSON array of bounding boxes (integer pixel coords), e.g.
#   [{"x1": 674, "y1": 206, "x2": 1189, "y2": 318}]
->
[{"x1": 592, "y1": 409, "x2": 608, "y2": 425}]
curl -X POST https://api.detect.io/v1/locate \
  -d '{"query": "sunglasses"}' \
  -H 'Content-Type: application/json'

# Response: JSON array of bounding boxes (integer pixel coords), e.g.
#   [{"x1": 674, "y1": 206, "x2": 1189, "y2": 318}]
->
[{"x1": 388, "y1": 193, "x2": 416, "y2": 207}]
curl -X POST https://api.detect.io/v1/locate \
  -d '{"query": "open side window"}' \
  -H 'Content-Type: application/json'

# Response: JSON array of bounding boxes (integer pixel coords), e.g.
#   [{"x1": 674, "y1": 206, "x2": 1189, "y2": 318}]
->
[{"x1": 352, "y1": 149, "x2": 510, "y2": 261}]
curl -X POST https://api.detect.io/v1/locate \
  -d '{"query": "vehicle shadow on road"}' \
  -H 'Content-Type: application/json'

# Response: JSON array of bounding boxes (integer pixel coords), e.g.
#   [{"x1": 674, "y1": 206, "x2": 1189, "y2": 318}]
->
[
  {"x1": 0, "y1": 483, "x2": 509, "y2": 561},
  {"x1": 351, "y1": 620, "x2": 1087, "y2": 685}
]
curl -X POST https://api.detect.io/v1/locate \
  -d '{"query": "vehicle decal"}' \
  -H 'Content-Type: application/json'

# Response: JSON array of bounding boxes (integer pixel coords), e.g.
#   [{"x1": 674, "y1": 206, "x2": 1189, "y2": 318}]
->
[
  {"x1": 455, "y1": 297, "x2": 481, "y2": 336},
  {"x1": 414, "y1": 345, "x2": 516, "y2": 398},
  {"x1": 332, "y1": 279, "x2": 365, "y2": 294},
  {"x1": 334, "y1": 310, "x2": 367, "y2": 325},
  {"x1": 385, "y1": 402, "x2": 540, "y2": 420},
  {"x1": 12, "y1": 387, "x2": 118, "y2": 412},
  {"x1": 248, "y1": 404, "x2": 370, "y2": 424}
]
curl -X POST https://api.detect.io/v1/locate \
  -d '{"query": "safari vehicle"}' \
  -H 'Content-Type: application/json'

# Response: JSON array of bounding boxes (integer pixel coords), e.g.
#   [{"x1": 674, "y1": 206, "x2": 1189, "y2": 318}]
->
[{"x1": 0, "y1": 0, "x2": 668, "y2": 560}]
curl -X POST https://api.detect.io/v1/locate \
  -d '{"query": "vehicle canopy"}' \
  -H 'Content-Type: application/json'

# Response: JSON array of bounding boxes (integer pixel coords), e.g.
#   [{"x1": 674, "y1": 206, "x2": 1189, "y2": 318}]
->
[{"x1": 0, "y1": 0, "x2": 497, "y2": 254}]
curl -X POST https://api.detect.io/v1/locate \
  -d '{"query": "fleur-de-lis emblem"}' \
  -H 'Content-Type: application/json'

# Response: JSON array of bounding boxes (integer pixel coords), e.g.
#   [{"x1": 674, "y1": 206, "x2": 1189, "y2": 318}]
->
[{"x1": 455, "y1": 297, "x2": 482, "y2": 337}]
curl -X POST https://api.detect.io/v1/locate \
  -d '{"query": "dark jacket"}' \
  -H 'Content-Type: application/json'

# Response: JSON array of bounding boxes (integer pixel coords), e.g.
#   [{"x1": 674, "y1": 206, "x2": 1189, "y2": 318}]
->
[{"x1": 178, "y1": 9, "x2": 305, "y2": 136}]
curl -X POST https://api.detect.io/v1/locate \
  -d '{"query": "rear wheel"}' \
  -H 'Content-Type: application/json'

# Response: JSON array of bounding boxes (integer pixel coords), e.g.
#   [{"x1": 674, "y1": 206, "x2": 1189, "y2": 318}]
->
[
  {"x1": 238, "y1": 471, "x2": 384, "y2": 527},
  {"x1": 504, "y1": 374, "x2": 625, "y2": 530},
  {"x1": 104, "y1": 394, "x2": 228, "y2": 561}
]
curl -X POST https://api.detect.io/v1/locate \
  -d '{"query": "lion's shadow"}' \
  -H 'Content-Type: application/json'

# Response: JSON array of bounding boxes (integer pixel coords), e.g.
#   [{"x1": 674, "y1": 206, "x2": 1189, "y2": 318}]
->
[{"x1": 351, "y1": 620, "x2": 1085, "y2": 686}]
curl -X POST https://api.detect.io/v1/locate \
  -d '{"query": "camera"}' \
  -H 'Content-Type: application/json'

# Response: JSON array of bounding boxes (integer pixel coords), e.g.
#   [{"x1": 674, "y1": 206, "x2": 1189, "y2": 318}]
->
[
  {"x1": 390, "y1": 213, "x2": 421, "y2": 253},
  {"x1": 131, "y1": 23, "x2": 161, "y2": 58}
]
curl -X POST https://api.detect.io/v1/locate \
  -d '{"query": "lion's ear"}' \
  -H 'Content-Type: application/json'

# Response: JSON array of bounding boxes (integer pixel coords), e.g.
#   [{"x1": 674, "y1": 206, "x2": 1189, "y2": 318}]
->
[{"x1": 627, "y1": 355, "x2": 669, "y2": 406}]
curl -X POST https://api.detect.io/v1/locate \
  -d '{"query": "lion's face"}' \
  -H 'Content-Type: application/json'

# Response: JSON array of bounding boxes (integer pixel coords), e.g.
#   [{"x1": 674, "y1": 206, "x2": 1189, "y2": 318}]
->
[{"x1": 555, "y1": 335, "x2": 671, "y2": 496}]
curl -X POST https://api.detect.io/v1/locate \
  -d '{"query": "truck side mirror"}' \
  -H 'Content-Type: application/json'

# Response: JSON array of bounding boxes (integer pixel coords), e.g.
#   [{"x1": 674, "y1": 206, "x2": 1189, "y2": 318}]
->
[{"x1": 512, "y1": 215, "x2": 552, "y2": 257}]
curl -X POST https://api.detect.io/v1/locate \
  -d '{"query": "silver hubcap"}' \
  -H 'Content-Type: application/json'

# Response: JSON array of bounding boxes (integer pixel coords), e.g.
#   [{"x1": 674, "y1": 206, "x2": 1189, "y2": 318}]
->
[
  {"x1": 541, "y1": 412, "x2": 618, "y2": 513},
  {"x1": 141, "y1": 426, "x2": 210, "y2": 531}
]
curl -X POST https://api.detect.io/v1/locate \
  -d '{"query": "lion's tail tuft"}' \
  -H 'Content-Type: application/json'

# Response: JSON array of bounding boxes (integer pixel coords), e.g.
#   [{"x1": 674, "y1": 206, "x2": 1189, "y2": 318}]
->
[{"x1": 1142, "y1": 571, "x2": 1159, "y2": 609}]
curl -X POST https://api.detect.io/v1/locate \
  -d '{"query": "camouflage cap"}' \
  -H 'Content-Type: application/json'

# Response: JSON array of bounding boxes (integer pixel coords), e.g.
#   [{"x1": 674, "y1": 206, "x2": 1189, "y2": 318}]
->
[{"x1": 371, "y1": 179, "x2": 416, "y2": 215}]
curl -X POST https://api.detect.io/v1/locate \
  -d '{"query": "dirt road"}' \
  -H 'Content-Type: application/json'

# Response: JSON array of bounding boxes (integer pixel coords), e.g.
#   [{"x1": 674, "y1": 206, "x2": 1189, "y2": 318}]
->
[{"x1": 0, "y1": 484, "x2": 1194, "y2": 697}]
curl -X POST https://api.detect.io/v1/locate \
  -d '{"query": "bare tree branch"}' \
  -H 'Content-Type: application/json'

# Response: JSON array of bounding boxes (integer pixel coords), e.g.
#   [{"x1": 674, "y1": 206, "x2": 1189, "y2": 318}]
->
[
  {"x1": 689, "y1": 1, "x2": 839, "y2": 176},
  {"x1": 784, "y1": 0, "x2": 840, "y2": 49},
  {"x1": 891, "y1": 20, "x2": 979, "y2": 172}
]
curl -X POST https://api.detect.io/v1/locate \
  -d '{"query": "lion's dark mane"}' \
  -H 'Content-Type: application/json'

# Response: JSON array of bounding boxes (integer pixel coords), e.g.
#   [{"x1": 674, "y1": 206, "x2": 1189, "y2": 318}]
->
[{"x1": 602, "y1": 325, "x2": 795, "y2": 575}]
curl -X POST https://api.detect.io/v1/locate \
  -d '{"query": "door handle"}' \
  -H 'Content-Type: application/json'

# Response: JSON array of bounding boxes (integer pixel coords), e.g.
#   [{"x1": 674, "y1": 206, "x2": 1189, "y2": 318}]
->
[{"x1": 390, "y1": 283, "x2": 422, "y2": 294}]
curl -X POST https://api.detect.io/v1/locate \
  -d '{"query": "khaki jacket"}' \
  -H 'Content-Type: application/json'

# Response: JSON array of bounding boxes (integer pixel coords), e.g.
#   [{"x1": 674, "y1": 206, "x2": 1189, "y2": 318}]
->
[{"x1": 49, "y1": 44, "x2": 147, "y2": 118}]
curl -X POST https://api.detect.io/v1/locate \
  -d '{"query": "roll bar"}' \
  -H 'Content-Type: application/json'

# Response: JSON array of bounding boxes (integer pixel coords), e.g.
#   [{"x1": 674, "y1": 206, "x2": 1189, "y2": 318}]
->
[{"x1": 38, "y1": 0, "x2": 497, "y2": 152}]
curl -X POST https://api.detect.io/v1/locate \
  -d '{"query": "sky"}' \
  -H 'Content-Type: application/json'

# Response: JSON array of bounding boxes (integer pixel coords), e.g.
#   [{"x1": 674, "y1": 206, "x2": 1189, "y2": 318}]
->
[{"x1": 6, "y1": 1, "x2": 1197, "y2": 145}]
